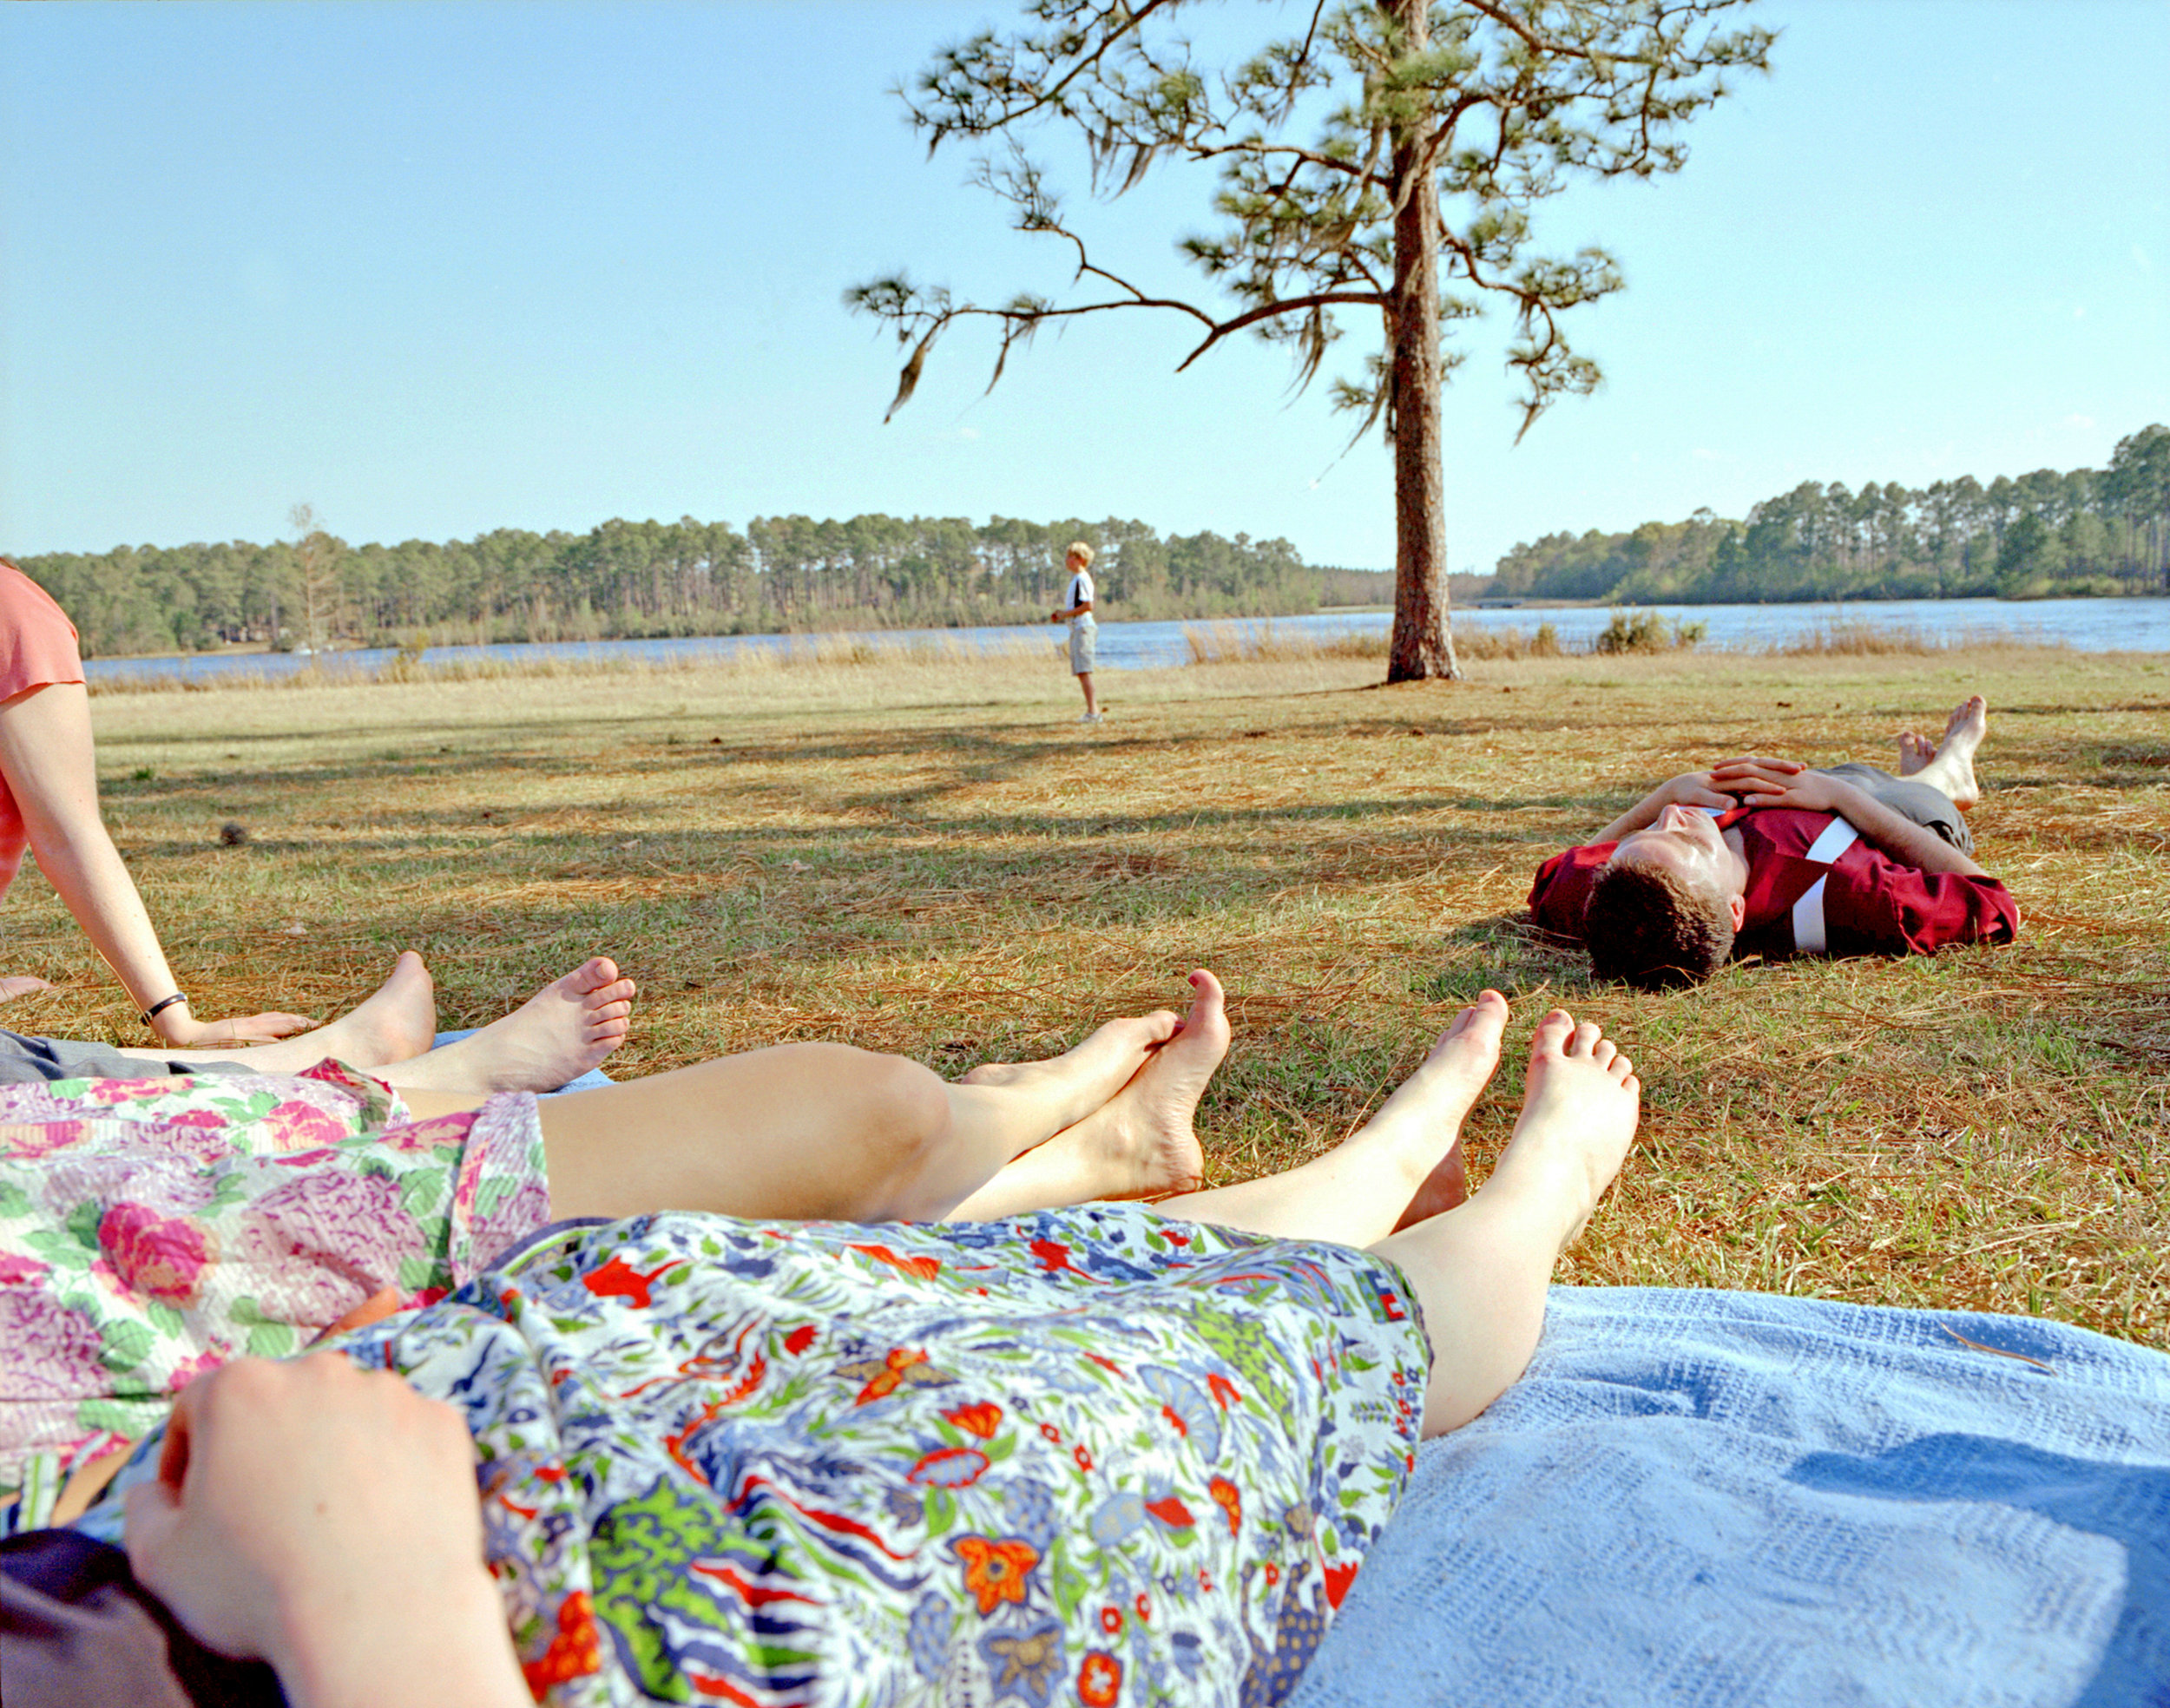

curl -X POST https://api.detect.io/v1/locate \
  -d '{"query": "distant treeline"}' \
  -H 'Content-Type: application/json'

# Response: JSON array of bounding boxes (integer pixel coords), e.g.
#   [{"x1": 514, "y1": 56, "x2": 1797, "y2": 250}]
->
[
  {"x1": 1492, "y1": 424, "x2": 2170, "y2": 604},
  {"x1": 1315, "y1": 566, "x2": 1496, "y2": 607},
  {"x1": 10, "y1": 515, "x2": 1330, "y2": 658}
]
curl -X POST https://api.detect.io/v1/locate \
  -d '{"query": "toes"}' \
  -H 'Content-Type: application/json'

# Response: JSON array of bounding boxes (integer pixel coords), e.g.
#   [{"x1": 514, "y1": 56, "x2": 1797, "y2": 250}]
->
[
  {"x1": 568, "y1": 957, "x2": 620, "y2": 994},
  {"x1": 1457, "y1": 989, "x2": 1510, "y2": 1035},
  {"x1": 1569, "y1": 1020, "x2": 1603, "y2": 1057},
  {"x1": 1438, "y1": 995, "x2": 1508, "y2": 1052},
  {"x1": 1181, "y1": 970, "x2": 1227, "y2": 1035},
  {"x1": 1530, "y1": 1008, "x2": 1575, "y2": 1056},
  {"x1": 1590, "y1": 1037, "x2": 1618, "y2": 1068},
  {"x1": 1608, "y1": 1051, "x2": 1634, "y2": 1083}
]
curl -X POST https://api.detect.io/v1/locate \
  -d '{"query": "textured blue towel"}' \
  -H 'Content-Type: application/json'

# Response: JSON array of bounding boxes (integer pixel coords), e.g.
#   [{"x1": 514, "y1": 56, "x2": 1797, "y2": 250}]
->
[
  {"x1": 1292, "y1": 1285, "x2": 2170, "y2": 1708},
  {"x1": 426, "y1": 1028, "x2": 614, "y2": 1095}
]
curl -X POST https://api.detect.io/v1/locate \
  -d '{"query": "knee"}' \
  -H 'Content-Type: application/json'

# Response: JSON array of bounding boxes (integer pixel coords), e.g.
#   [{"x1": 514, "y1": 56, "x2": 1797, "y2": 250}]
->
[{"x1": 840, "y1": 1049, "x2": 953, "y2": 1194}]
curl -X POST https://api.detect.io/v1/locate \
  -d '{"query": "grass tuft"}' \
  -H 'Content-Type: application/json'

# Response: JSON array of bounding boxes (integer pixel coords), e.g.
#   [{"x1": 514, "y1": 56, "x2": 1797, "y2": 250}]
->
[{"x1": 22, "y1": 643, "x2": 2168, "y2": 1346}]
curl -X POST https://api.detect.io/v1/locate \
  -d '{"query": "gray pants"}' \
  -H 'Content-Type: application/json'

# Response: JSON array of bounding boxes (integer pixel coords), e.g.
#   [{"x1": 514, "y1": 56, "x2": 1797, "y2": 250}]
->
[
  {"x1": 0, "y1": 1028, "x2": 252, "y2": 1086},
  {"x1": 1816, "y1": 763, "x2": 1974, "y2": 854}
]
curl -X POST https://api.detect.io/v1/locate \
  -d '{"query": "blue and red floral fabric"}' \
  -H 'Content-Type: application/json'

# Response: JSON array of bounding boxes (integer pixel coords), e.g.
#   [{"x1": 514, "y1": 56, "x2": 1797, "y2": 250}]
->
[{"x1": 319, "y1": 1205, "x2": 1431, "y2": 1705}]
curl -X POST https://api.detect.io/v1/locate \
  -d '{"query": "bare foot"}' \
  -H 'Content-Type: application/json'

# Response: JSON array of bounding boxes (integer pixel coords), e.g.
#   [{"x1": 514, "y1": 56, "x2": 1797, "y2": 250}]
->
[
  {"x1": 1027, "y1": 970, "x2": 1231, "y2": 1200},
  {"x1": 957, "y1": 1008, "x2": 1180, "y2": 1133},
  {"x1": 1927, "y1": 693, "x2": 1988, "y2": 810},
  {"x1": 388, "y1": 957, "x2": 637, "y2": 1094},
  {"x1": 0, "y1": 975, "x2": 53, "y2": 1004},
  {"x1": 1355, "y1": 990, "x2": 1509, "y2": 1230},
  {"x1": 1483, "y1": 1009, "x2": 1641, "y2": 1250},
  {"x1": 1895, "y1": 730, "x2": 1934, "y2": 777},
  {"x1": 1941, "y1": 693, "x2": 1989, "y2": 755},
  {"x1": 303, "y1": 951, "x2": 437, "y2": 1068}
]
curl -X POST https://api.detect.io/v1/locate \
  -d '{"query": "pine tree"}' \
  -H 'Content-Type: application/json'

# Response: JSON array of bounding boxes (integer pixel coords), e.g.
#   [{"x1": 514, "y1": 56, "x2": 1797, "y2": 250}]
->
[{"x1": 852, "y1": 0, "x2": 1772, "y2": 680}]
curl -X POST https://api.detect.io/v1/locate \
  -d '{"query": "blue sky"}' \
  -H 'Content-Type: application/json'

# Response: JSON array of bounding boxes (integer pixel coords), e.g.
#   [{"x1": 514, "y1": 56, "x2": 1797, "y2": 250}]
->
[{"x1": 3, "y1": 1, "x2": 2164, "y2": 576}]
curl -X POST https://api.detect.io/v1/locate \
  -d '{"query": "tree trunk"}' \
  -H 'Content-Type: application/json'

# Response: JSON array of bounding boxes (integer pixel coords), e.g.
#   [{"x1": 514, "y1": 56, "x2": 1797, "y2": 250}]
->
[{"x1": 1384, "y1": 0, "x2": 1461, "y2": 684}]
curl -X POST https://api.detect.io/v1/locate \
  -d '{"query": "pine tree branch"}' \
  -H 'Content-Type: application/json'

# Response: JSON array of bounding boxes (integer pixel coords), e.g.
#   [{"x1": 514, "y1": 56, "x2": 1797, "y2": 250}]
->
[
  {"x1": 1174, "y1": 290, "x2": 1388, "y2": 372},
  {"x1": 908, "y1": 0, "x2": 1184, "y2": 141}
]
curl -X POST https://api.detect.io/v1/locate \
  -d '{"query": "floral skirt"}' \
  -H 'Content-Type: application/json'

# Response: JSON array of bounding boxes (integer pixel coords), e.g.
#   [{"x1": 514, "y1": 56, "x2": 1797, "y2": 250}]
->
[
  {"x1": 0, "y1": 1065, "x2": 549, "y2": 1530},
  {"x1": 98, "y1": 1205, "x2": 1434, "y2": 1706}
]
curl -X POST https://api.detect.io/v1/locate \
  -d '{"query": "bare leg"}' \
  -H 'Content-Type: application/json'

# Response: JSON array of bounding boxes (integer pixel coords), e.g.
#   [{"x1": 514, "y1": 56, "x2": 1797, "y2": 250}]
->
[
  {"x1": 1906, "y1": 693, "x2": 1987, "y2": 810},
  {"x1": 120, "y1": 952, "x2": 437, "y2": 1074},
  {"x1": 1077, "y1": 671, "x2": 1099, "y2": 719},
  {"x1": 378, "y1": 959, "x2": 635, "y2": 1094},
  {"x1": 1372, "y1": 1010, "x2": 1641, "y2": 1436},
  {"x1": 1145, "y1": 990, "x2": 1510, "y2": 1245},
  {"x1": 541, "y1": 1011, "x2": 1179, "y2": 1225},
  {"x1": 950, "y1": 972, "x2": 1228, "y2": 1219}
]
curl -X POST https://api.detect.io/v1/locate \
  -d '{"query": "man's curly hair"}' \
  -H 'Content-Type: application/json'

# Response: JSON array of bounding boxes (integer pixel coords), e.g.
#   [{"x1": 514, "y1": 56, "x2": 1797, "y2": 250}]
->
[{"x1": 1582, "y1": 857, "x2": 1735, "y2": 990}]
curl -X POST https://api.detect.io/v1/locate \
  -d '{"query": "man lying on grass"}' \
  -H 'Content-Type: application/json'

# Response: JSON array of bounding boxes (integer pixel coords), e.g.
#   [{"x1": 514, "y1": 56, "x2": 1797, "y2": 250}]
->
[{"x1": 1530, "y1": 694, "x2": 2018, "y2": 990}]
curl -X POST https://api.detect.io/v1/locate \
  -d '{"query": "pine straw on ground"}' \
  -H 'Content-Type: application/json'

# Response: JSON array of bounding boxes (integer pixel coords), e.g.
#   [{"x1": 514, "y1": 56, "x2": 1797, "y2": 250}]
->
[{"x1": 14, "y1": 643, "x2": 2169, "y2": 1345}]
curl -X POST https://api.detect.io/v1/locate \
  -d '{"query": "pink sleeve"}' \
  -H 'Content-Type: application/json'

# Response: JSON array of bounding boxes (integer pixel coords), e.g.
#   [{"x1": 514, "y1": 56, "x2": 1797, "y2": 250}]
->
[{"x1": 0, "y1": 565, "x2": 83, "y2": 700}]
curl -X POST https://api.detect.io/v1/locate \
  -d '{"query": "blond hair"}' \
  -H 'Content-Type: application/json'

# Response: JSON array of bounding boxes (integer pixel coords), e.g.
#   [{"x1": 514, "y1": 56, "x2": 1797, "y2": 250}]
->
[{"x1": 1067, "y1": 541, "x2": 1096, "y2": 567}]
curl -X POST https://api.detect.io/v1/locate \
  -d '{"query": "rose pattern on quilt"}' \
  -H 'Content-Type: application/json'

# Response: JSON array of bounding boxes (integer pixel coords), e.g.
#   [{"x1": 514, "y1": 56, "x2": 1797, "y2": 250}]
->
[{"x1": 0, "y1": 1065, "x2": 550, "y2": 1527}]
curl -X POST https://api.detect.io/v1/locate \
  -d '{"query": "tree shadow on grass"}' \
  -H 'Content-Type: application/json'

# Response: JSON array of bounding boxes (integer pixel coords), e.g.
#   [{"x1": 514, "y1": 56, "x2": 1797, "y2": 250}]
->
[{"x1": 1415, "y1": 913, "x2": 1592, "y2": 1004}]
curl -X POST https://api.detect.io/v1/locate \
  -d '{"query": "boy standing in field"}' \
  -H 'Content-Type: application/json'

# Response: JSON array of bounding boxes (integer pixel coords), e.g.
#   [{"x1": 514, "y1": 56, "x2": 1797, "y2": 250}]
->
[{"x1": 1049, "y1": 540, "x2": 1101, "y2": 723}]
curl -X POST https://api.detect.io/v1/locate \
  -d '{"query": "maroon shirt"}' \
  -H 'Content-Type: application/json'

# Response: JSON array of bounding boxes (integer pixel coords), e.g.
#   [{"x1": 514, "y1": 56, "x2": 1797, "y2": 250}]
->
[{"x1": 1528, "y1": 805, "x2": 2019, "y2": 961}]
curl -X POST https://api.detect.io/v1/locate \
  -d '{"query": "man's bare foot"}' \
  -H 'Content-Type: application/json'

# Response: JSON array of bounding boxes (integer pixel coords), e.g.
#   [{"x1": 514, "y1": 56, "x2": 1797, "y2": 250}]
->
[
  {"x1": 303, "y1": 951, "x2": 437, "y2": 1068},
  {"x1": 1482, "y1": 1009, "x2": 1640, "y2": 1251},
  {"x1": 957, "y1": 1009, "x2": 1180, "y2": 1134},
  {"x1": 1354, "y1": 990, "x2": 1509, "y2": 1230},
  {"x1": 1930, "y1": 693, "x2": 1987, "y2": 808},
  {"x1": 0, "y1": 975, "x2": 53, "y2": 1005},
  {"x1": 1023, "y1": 971, "x2": 1231, "y2": 1200},
  {"x1": 1895, "y1": 729, "x2": 1935, "y2": 778},
  {"x1": 386, "y1": 958, "x2": 637, "y2": 1095}
]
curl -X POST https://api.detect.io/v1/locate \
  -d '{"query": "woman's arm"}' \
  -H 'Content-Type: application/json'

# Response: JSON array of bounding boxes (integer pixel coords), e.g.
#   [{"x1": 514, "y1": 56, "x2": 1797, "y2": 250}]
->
[
  {"x1": 125, "y1": 1355, "x2": 529, "y2": 1708},
  {"x1": 0, "y1": 682, "x2": 311, "y2": 1043}
]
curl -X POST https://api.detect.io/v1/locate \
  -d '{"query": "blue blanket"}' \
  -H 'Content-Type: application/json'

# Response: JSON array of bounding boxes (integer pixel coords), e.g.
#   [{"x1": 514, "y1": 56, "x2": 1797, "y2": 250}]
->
[
  {"x1": 1291, "y1": 1286, "x2": 2170, "y2": 1708},
  {"x1": 427, "y1": 1028, "x2": 613, "y2": 1095}
]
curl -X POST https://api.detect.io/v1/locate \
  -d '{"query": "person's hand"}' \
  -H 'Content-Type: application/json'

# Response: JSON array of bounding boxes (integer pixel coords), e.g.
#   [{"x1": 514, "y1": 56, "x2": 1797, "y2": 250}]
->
[
  {"x1": 1049, "y1": 609, "x2": 1063, "y2": 623},
  {"x1": 126, "y1": 1355, "x2": 525, "y2": 1707},
  {"x1": 1706, "y1": 754, "x2": 1807, "y2": 783},
  {"x1": 1654, "y1": 771, "x2": 1739, "y2": 811},
  {"x1": 1717, "y1": 766, "x2": 1851, "y2": 812},
  {"x1": 152, "y1": 1006, "x2": 316, "y2": 1047},
  {"x1": 0, "y1": 974, "x2": 53, "y2": 1003},
  {"x1": 1693, "y1": 756, "x2": 1808, "y2": 801}
]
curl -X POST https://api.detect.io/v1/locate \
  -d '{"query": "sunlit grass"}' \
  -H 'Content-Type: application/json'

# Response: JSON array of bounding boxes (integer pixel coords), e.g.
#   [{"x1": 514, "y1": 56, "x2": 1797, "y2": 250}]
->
[{"x1": 16, "y1": 640, "x2": 2169, "y2": 1344}]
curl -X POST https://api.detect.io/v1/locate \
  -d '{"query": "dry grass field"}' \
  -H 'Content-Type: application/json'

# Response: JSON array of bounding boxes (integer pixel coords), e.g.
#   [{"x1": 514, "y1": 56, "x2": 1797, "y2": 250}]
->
[{"x1": 13, "y1": 636, "x2": 2168, "y2": 1344}]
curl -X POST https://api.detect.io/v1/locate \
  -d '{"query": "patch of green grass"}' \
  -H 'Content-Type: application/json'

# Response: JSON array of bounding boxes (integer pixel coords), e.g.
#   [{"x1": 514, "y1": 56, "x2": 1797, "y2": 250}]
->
[{"x1": 12, "y1": 641, "x2": 2164, "y2": 1345}]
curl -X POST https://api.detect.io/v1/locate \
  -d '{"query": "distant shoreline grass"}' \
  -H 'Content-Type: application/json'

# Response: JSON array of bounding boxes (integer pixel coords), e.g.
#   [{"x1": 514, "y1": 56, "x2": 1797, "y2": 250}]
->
[
  {"x1": 83, "y1": 614, "x2": 2114, "y2": 698},
  {"x1": 25, "y1": 646, "x2": 2167, "y2": 1348}
]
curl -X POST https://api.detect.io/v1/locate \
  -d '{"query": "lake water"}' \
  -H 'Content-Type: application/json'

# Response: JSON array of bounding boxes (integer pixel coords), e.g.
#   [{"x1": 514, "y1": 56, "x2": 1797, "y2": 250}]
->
[{"x1": 81, "y1": 595, "x2": 2170, "y2": 686}]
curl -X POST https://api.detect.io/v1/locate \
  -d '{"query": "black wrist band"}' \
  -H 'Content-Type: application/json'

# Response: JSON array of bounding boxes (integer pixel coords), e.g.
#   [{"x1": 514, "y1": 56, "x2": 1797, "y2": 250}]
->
[{"x1": 141, "y1": 993, "x2": 189, "y2": 1025}]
